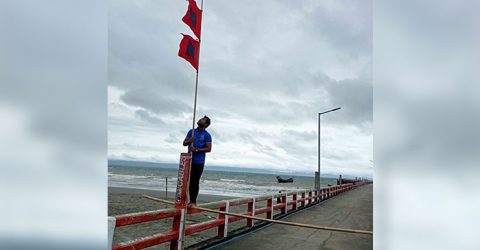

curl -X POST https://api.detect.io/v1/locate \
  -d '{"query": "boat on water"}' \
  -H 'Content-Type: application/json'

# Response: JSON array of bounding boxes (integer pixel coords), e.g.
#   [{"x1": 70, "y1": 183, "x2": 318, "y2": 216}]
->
[{"x1": 276, "y1": 176, "x2": 294, "y2": 183}]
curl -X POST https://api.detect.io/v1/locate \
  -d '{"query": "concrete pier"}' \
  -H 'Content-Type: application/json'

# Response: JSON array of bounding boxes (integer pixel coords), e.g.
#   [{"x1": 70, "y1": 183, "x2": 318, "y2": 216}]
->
[{"x1": 216, "y1": 184, "x2": 373, "y2": 250}]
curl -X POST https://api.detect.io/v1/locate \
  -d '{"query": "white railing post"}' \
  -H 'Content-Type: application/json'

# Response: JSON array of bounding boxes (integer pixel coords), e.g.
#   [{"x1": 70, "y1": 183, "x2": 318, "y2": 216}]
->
[
  {"x1": 177, "y1": 208, "x2": 186, "y2": 250},
  {"x1": 223, "y1": 201, "x2": 230, "y2": 237},
  {"x1": 271, "y1": 194, "x2": 274, "y2": 219},
  {"x1": 108, "y1": 217, "x2": 116, "y2": 250},
  {"x1": 252, "y1": 197, "x2": 256, "y2": 216},
  {"x1": 295, "y1": 192, "x2": 298, "y2": 210}
]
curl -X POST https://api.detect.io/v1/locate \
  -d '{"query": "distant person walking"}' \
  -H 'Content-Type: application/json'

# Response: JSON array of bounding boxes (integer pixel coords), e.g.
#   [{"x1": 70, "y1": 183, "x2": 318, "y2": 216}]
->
[{"x1": 183, "y1": 116, "x2": 212, "y2": 207}]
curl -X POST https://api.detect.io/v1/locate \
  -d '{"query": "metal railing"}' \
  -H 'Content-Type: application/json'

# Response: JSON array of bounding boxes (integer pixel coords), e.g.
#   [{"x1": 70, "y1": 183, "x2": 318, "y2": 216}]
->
[{"x1": 110, "y1": 181, "x2": 368, "y2": 250}]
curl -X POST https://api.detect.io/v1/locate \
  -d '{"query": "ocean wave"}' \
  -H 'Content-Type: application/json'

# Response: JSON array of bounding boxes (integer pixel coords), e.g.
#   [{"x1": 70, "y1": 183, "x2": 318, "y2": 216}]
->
[
  {"x1": 109, "y1": 173, "x2": 177, "y2": 181},
  {"x1": 219, "y1": 178, "x2": 245, "y2": 182},
  {"x1": 108, "y1": 173, "x2": 146, "y2": 180},
  {"x1": 199, "y1": 179, "x2": 307, "y2": 197}
]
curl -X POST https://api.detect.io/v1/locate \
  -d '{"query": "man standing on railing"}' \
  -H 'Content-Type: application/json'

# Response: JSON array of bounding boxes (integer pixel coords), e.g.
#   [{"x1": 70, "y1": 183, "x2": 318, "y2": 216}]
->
[{"x1": 183, "y1": 116, "x2": 212, "y2": 207}]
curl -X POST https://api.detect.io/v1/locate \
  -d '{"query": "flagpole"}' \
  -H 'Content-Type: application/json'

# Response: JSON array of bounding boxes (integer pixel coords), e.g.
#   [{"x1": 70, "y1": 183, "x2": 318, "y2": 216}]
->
[
  {"x1": 191, "y1": 0, "x2": 203, "y2": 134},
  {"x1": 182, "y1": 1, "x2": 204, "y2": 249},
  {"x1": 189, "y1": 0, "x2": 204, "y2": 174}
]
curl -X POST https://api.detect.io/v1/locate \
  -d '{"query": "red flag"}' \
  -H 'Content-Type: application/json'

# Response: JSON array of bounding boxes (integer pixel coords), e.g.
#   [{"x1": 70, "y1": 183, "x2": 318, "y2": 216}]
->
[
  {"x1": 182, "y1": 0, "x2": 202, "y2": 39},
  {"x1": 178, "y1": 34, "x2": 200, "y2": 70}
]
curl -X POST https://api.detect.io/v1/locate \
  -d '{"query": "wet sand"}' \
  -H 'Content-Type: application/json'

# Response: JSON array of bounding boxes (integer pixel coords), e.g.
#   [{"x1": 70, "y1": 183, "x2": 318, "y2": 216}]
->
[{"x1": 109, "y1": 187, "x2": 270, "y2": 249}]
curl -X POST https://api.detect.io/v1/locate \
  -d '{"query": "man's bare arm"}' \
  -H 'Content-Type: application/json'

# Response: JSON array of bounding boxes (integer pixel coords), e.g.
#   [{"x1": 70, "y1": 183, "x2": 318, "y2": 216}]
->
[
  {"x1": 205, "y1": 142, "x2": 212, "y2": 153},
  {"x1": 183, "y1": 136, "x2": 194, "y2": 146}
]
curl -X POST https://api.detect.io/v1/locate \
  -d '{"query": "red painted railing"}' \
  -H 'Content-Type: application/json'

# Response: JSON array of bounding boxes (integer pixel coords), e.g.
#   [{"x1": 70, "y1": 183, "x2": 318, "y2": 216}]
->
[{"x1": 110, "y1": 181, "x2": 368, "y2": 250}]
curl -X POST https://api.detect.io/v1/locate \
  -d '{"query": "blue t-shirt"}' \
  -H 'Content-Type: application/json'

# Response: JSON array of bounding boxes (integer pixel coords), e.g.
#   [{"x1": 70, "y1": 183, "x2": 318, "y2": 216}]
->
[{"x1": 186, "y1": 128, "x2": 212, "y2": 164}]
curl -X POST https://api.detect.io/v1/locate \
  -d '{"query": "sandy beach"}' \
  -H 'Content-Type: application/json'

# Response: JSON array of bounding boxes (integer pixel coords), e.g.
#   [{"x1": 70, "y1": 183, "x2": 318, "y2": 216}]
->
[{"x1": 109, "y1": 187, "x2": 269, "y2": 249}]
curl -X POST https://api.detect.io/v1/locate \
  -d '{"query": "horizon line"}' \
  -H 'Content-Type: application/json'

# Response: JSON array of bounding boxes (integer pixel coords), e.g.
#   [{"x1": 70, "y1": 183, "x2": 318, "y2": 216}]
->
[{"x1": 108, "y1": 158, "x2": 373, "y2": 179}]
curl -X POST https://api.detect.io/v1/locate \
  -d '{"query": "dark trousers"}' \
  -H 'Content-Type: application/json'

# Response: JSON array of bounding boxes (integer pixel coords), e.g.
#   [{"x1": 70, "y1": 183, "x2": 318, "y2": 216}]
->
[{"x1": 189, "y1": 162, "x2": 204, "y2": 203}]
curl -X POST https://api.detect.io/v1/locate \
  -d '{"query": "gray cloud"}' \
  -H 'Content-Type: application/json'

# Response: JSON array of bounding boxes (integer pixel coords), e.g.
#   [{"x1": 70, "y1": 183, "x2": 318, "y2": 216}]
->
[
  {"x1": 134, "y1": 109, "x2": 165, "y2": 125},
  {"x1": 281, "y1": 129, "x2": 317, "y2": 142},
  {"x1": 121, "y1": 89, "x2": 190, "y2": 116},
  {"x1": 164, "y1": 133, "x2": 180, "y2": 144},
  {"x1": 323, "y1": 77, "x2": 373, "y2": 126}
]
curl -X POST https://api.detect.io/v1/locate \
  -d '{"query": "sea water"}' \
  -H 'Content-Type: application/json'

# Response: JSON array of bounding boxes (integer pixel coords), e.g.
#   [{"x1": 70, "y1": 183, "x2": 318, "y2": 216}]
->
[{"x1": 109, "y1": 164, "x2": 338, "y2": 197}]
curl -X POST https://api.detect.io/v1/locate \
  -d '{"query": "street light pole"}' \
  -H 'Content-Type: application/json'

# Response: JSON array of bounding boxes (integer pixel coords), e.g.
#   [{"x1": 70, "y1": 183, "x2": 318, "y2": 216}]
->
[
  {"x1": 316, "y1": 107, "x2": 341, "y2": 190},
  {"x1": 317, "y1": 114, "x2": 321, "y2": 190}
]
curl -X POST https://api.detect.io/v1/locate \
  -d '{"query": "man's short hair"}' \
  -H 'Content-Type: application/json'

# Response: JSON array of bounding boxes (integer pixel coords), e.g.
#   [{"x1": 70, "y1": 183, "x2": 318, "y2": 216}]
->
[{"x1": 204, "y1": 115, "x2": 211, "y2": 127}]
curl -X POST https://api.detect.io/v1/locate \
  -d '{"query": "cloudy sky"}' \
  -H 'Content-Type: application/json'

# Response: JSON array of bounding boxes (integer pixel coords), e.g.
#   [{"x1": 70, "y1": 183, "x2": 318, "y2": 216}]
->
[{"x1": 108, "y1": 0, "x2": 372, "y2": 177}]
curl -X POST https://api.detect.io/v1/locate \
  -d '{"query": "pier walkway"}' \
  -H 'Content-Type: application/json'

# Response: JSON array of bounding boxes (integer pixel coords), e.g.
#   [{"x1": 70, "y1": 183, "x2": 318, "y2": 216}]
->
[{"x1": 216, "y1": 184, "x2": 373, "y2": 250}]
